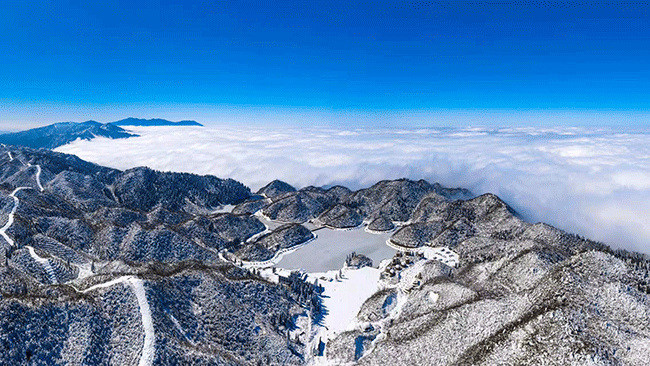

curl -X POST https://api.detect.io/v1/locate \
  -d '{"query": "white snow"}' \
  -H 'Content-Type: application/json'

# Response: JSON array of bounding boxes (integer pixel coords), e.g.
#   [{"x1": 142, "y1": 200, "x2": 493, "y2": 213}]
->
[
  {"x1": 253, "y1": 210, "x2": 288, "y2": 231},
  {"x1": 236, "y1": 216, "x2": 402, "y2": 347},
  {"x1": 106, "y1": 184, "x2": 119, "y2": 202},
  {"x1": 421, "y1": 246, "x2": 459, "y2": 267},
  {"x1": 311, "y1": 258, "x2": 418, "y2": 363},
  {"x1": 211, "y1": 204, "x2": 234, "y2": 214},
  {"x1": 211, "y1": 215, "x2": 423, "y2": 363},
  {"x1": 244, "y1": 210, "x2": 276, "y2": 242},
  {"x1": 25, "y1": 162, "x2": 45, "y2": 192},
  {"x1": 0, "y1": 159, "x2": 46, "y2": 247},
  {"x1": 168, "y1": 312, "x2": 194, "y2": 345},
  {"x1": 128, "y1": 278, "x2": 156, "y2": 366},
  {"x1": 26, "y1": 245, "x2": 57, "y2": 284},
  {"x1": 74, "y1": 275, "x2": 134, "y2": 293},
  {"x1": 310, "y1": 266, "x2": 382, "y2": 336},
  {"x1": 386, "y1": 240, "x2": 459, "y2": 268},
  {"x1": 34, "y1": 164, "x2": 44, "y2": 191},
  {"x1": 73, "y1": 262, "x2": 95, "y2": 281},
  {"x1": 0, "y1": 187, "x2": 31, "y2": 247},
  {"x1": 348, "y1": 260, "x2": 428, "y2": 362},
  {"x1": 221, "y1": 215, "x2": 400, "y2": 348},
  {"x1": 428, "y1": 291, "x2": 440, "y2": 303},
  {"x1": 245, "y1": 227, "x2": 272, "y2": 243},
  {"x1": 253, "y1": 267, "x2": 294, "y2": 284}
]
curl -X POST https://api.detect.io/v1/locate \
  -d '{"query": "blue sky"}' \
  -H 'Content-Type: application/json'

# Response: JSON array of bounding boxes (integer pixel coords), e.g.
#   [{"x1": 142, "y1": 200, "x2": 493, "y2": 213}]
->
[{"x1": 1, "y1": 1, "x2": 649, "y2": 127}]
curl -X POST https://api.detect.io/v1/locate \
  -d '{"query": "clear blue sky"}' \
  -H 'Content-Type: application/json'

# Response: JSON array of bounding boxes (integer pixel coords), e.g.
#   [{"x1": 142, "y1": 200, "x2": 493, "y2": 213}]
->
[{"x1": 1, "y1": 1, "x2": 649, "y2": 128}]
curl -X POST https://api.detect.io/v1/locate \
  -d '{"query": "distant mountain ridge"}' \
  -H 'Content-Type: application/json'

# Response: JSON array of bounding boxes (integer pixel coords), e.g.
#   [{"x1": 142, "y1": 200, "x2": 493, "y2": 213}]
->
[
  {"x1": 110, "y1": 117, "x2": 202, "y2": 127},
  {"x1": 0, "y1": 121, "x2": 134, "y2": 149},
  {"x1": 0, "y1": 118, "x2": 202, "y2": 149}
]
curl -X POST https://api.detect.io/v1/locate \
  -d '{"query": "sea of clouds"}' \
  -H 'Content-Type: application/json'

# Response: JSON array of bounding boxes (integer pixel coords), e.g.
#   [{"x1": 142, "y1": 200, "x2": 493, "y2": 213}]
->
[{"x1": 56, "y1": 125, "x2": 650, "y2": 254}]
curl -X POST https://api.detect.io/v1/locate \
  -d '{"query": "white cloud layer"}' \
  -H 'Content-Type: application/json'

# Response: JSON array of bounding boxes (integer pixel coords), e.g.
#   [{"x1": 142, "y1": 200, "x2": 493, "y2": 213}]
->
[{"x1": 56, "y1": 125, "x2": 650, "y2": 254}]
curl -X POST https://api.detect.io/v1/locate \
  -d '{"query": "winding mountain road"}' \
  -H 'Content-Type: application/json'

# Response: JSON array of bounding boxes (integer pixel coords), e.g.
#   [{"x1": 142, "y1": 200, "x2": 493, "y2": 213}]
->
[
  {"x1": 26, "y1": 162, "x2": 44, "y2": 192},
  {"x1": 129, "y1": 278, "x2": 156, "y2": 366},
  {"x1": 0, "y1": 154, "x2": 155, "y2": 365},
  {"x1": 33, "y1": 164, "x2": 44, "y2": 192},
  {"x1": 0, "y1": 186, "x2": 30, "y2": 247}
]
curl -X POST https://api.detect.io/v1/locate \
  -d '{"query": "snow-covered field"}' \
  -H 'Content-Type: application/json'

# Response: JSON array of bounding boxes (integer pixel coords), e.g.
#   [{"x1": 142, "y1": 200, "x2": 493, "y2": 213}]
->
[
  {"x1": 56, "y1": 125, "x2": 650, "y2": 253},
  {"x1": 310, "y1": 267, "x2": 382, "y2": 336}
]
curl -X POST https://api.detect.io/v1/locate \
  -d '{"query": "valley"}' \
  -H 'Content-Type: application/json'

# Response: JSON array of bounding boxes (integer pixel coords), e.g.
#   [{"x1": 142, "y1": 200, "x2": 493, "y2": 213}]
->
[{"x1": 0, "y1": 144, "x2": 648, "y2": 365}]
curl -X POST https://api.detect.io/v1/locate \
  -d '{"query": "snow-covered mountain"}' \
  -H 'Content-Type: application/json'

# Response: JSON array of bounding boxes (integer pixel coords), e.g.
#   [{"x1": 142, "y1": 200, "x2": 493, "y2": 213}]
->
[
  {"x1": 0, "y1": 144, "x2": 648, "y2": 365},
  {"x1": 0, "y1": 121, "x2": 134, "y2": 149},
  {"x1": 0, "y1": 118, "x2": 202, "y2": 149}
]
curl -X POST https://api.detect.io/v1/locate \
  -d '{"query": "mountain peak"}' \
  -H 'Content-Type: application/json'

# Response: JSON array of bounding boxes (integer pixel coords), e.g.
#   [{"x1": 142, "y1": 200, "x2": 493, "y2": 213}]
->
[
  {"x1": 0, "y1": 122, "x2": 134, "y2": 149},
  {"x1": 0, "y1": 118, "x2": 203, "y2": 149}
]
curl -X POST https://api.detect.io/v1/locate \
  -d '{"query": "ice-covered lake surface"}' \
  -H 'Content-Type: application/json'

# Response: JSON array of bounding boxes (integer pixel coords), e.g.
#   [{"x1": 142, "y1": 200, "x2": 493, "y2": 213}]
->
[{"x1": 275, "y1": 226, "x2": 396, "y2": 272}]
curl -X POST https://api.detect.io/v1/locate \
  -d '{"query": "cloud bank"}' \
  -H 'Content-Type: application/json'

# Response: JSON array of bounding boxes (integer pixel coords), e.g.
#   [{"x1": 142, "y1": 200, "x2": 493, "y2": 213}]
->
[{"x1": 56, "y1": 125, "x2": 650, "y2": 254}]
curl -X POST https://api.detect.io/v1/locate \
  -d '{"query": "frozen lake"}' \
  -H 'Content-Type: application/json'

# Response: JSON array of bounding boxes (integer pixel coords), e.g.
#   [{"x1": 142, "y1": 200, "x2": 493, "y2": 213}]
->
[{"x1": 275, "y1": 226, "x2": 396, "y2": 272}]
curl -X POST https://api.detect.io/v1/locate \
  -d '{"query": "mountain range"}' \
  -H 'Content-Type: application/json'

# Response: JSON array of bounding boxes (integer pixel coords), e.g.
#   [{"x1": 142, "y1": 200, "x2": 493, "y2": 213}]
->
[
  {"x1": 110, "y1": 118, "x2": 202, "y2": 127},
  {"x1": 0, "y1": 143, "x2": 647, "y2": 365},
  {"x1": 0, "y1": 118, "x2": 202, "y2": 149}
]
